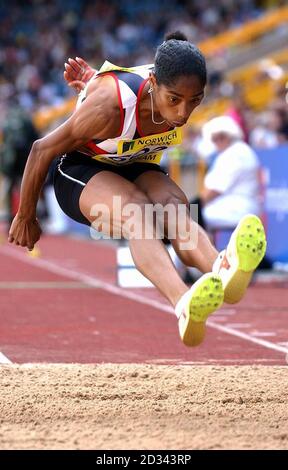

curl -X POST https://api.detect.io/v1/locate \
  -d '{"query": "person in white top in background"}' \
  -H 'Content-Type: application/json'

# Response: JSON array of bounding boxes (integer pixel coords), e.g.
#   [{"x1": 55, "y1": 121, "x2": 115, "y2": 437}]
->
[{"x1": 200, "y1": 116, "x2": 261, "y2": 230}]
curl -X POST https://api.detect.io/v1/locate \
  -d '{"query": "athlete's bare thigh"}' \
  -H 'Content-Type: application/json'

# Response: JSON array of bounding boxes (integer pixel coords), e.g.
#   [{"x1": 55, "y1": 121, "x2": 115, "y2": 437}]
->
[
  {"x1": 134, "y1": 170, "x2": 189, "y2": 206},
  {"x1": 79, "y1": 171, "x2": 151, "y2": 236}
]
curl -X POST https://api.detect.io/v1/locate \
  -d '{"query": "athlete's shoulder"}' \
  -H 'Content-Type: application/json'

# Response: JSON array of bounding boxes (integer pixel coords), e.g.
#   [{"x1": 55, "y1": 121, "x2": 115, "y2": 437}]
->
[
  {"x1": 85, "y1": 75, "x2": 119, "y2": 108},
  {"x1": 71, "y1": 78, "x2": 119, "y2": 138}
]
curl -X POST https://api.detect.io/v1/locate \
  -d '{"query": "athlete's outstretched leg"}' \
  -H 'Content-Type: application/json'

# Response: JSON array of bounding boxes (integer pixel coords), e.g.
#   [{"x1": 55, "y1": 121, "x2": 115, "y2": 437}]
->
[{"x1": 79, "y1": 171, "x2": 224, "y2": 346}]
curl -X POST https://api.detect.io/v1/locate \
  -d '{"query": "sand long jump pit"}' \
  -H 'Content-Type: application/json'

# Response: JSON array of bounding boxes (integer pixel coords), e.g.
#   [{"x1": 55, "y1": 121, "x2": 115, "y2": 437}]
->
[{"x1": 0, "y1": 364, "x2": 288, "y2": 450}]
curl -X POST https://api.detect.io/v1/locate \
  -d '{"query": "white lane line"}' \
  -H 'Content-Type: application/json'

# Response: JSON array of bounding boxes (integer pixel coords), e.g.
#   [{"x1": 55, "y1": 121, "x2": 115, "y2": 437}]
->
[
  {"x1": 225, "y1": 323, "x2": 252, "y2": 328},
  {"x1": 214, "y1": 309, "x2": 236, "y2": 316},
  {"x1": 208, "y1": 316, "x2": 229, "y2": 322},
  {"x1": 0, "y1": 246, "x2": 173, "y2": 313},
  {"x1": 250, "y1": 331, "x2": 276, "y2": 337},
  {"x1": 1, "y1": 245, "x2": 288, "y2": 356},
  {"x1": 173, "y1": 358, "x2": 281, "y2": 364},
  {"x1": 207, "y1": 320, "x2": 288, "y2": 354},
  {"x1": 0, "y1": 281, "x2": 92, "y2": 289},
  {"x1": 0, "y1": 352, "x2": 12, "y2": 364}
]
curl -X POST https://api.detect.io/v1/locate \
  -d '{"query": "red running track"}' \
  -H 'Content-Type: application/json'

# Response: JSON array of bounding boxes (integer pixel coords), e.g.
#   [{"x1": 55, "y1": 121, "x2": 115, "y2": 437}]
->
[{"x1": 0, "y1": 232, "x2": 287, "y2": 365}]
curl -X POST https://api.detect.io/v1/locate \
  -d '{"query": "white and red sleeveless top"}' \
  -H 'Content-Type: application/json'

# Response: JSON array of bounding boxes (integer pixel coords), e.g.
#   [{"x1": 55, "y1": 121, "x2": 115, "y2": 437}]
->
[{"x1": 75, "y1": 61, "x2": 182, "y2": 166}]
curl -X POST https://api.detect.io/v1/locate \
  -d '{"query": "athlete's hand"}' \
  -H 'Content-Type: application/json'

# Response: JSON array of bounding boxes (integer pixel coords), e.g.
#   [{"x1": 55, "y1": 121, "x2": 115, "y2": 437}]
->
[
  {"x1": 8, "y1": 214, "x2": 42, "y2": 251},
  {"x1": 64, "y1": 57, "x2": 95, "y2": 93}
]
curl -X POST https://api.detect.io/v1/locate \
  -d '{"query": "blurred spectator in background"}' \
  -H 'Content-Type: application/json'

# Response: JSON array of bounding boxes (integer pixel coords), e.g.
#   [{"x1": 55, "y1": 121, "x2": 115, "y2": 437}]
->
[
  {"x1": 0, "y1": 0, "x2": 269, "y2": 114},
  {"x1": 193, "y1": 115, "x2": 261, "y2": 230},
  {"x1": 0, "y1": 97, "x2": 69, "y2": 234},
  {"x1": 0, "y1": 97, "x2": 39, "y2": 227},
  {"x1": 250, "y1": 106, "x2": 288, "y2": 148},
  {"x1": 225, "y1": 87, "x2": 250, "y2": 142}
]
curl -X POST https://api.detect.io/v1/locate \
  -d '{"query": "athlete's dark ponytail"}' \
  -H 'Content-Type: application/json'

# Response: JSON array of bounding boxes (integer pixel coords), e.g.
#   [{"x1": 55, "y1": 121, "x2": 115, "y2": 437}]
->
[{"x1": 154, "y1": 31, "x2": 206, "y2": 87}]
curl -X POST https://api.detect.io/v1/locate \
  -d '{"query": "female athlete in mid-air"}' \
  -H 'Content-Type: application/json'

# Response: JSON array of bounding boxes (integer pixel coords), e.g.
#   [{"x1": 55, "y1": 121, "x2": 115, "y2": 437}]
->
[{"x1": 8, "y1": 32, "x2": 266, "y2": 347}]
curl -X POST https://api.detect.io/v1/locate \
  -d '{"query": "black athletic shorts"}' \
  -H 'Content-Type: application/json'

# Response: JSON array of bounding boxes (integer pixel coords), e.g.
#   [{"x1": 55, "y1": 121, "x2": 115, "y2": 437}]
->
[{"x1": 53, "y1": 151, "x2": 167, "y2": 226}]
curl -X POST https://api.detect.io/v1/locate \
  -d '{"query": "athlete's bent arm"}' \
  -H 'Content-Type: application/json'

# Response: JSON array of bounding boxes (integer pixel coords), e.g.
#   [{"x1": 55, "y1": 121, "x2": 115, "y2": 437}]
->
[{"x1": 8, "y1": 85, "x2": 117, "y2": 250}]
